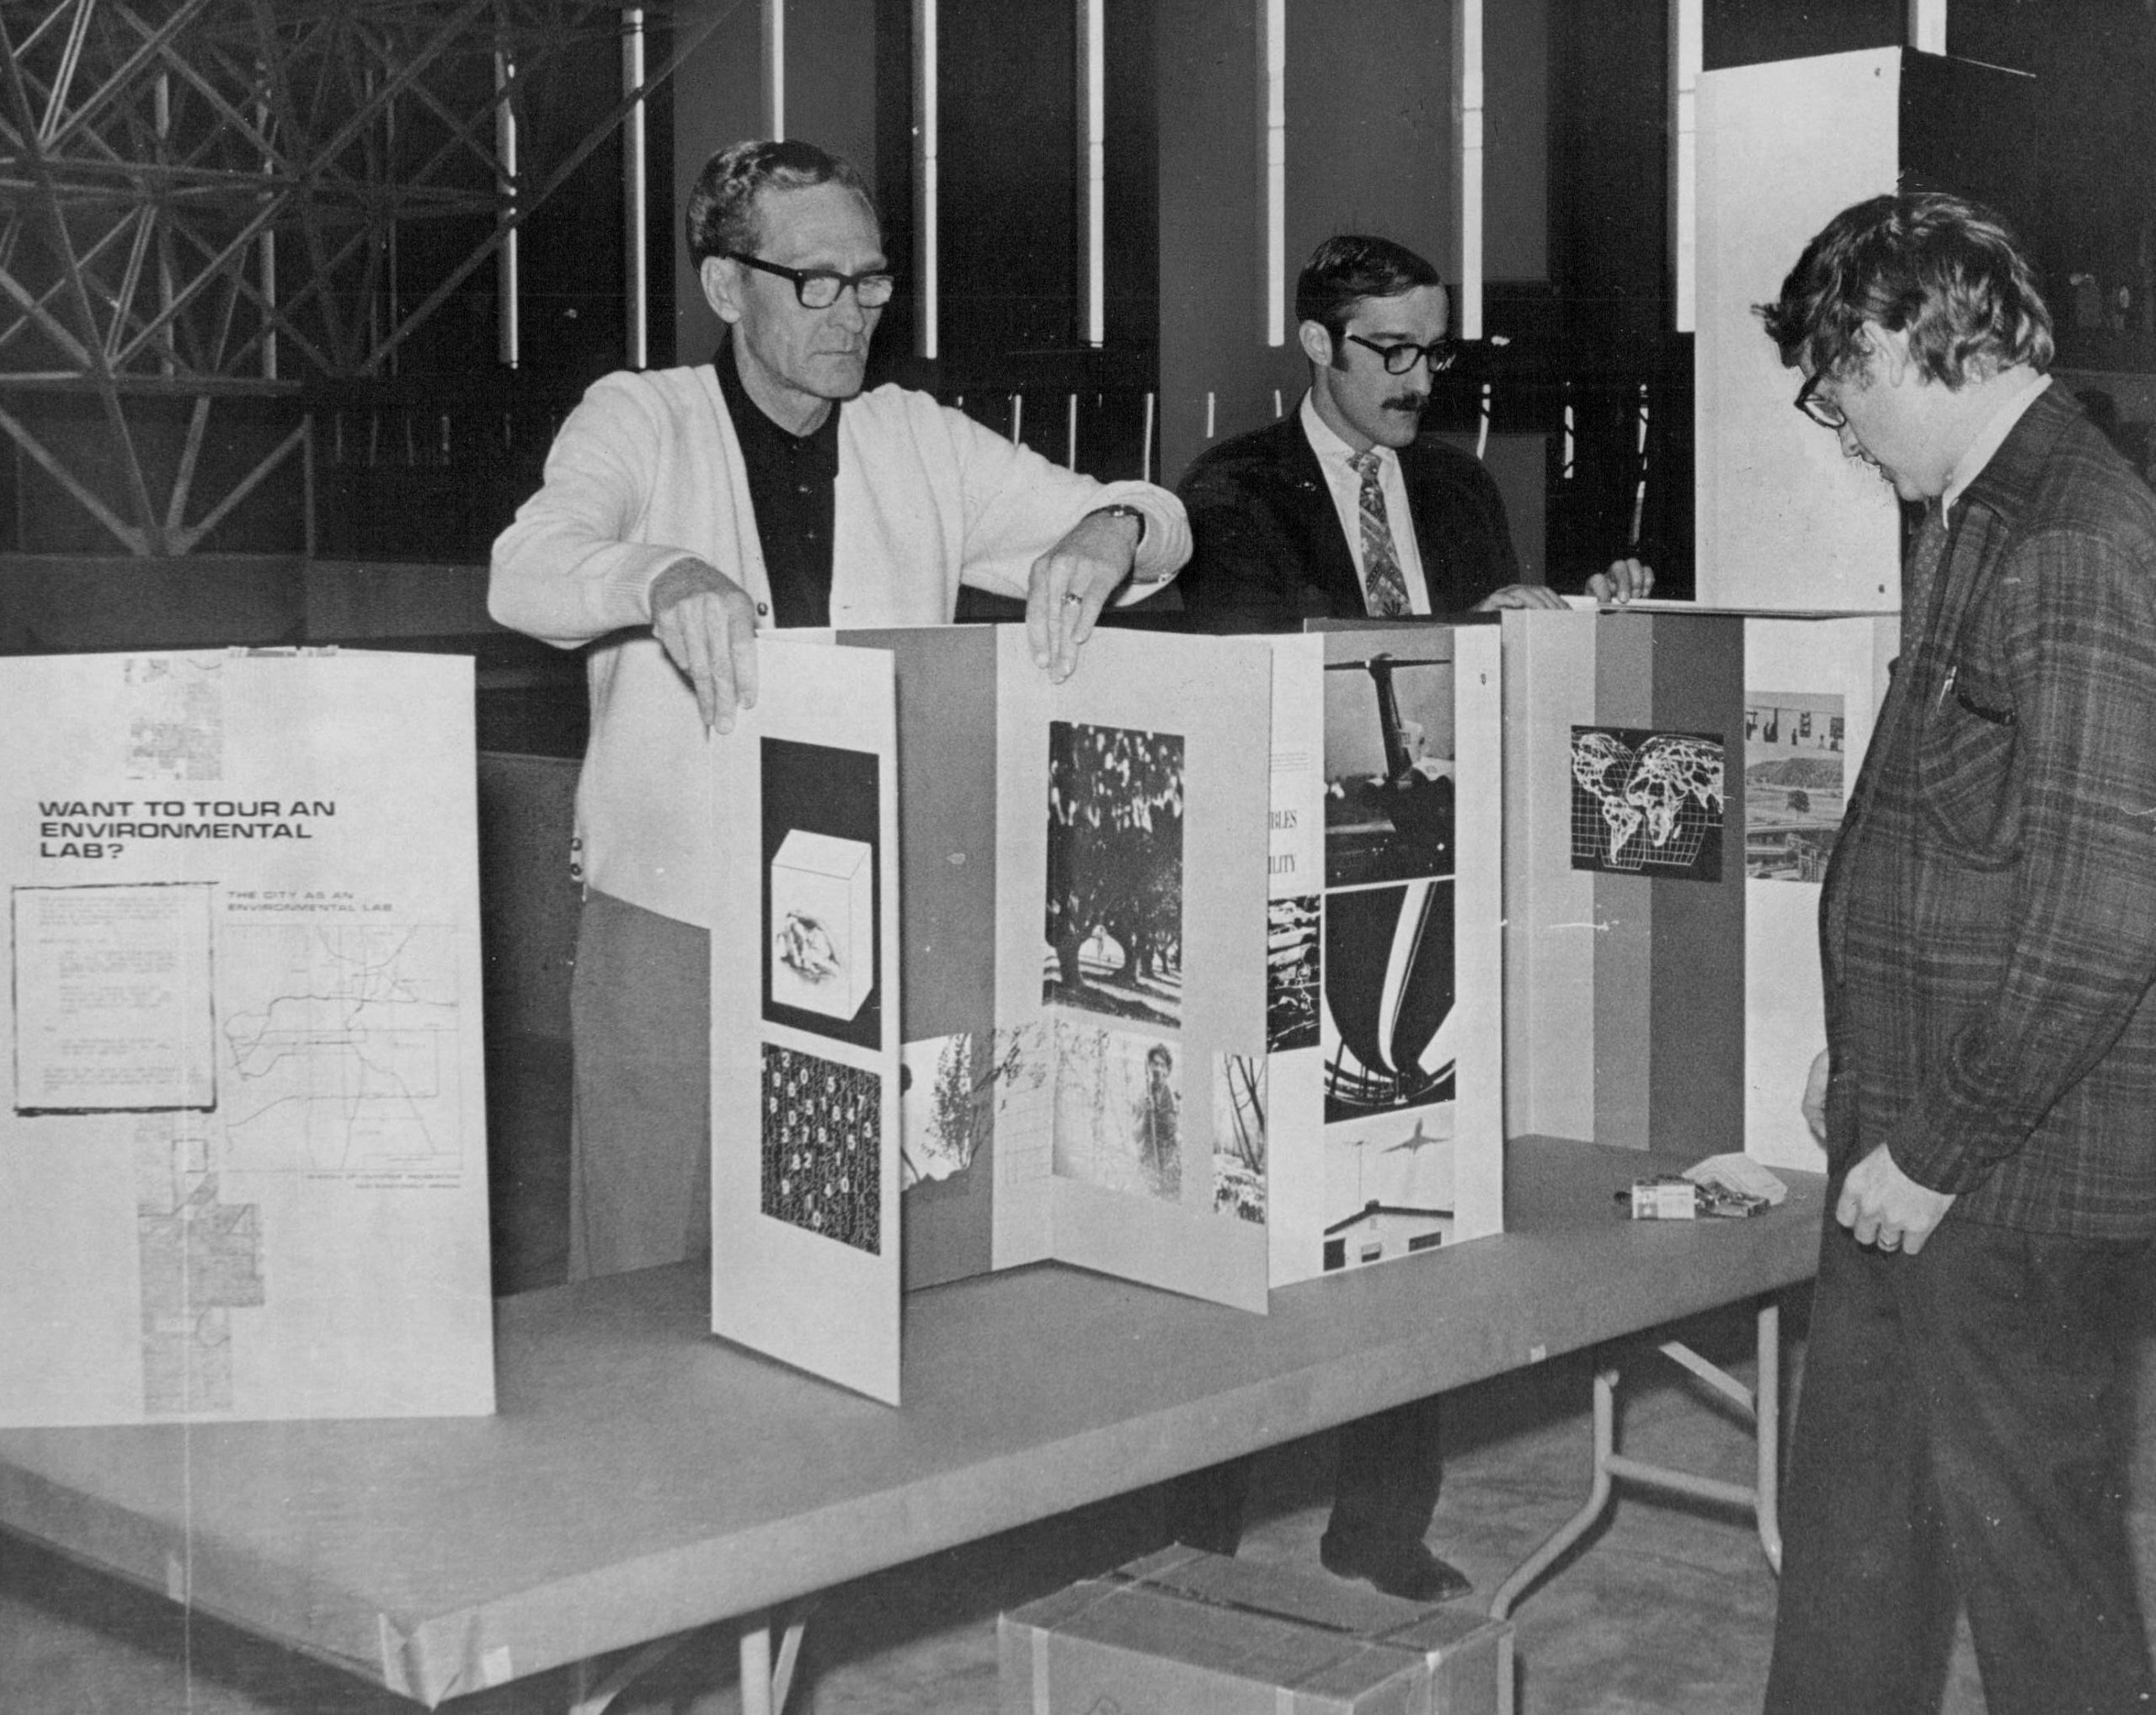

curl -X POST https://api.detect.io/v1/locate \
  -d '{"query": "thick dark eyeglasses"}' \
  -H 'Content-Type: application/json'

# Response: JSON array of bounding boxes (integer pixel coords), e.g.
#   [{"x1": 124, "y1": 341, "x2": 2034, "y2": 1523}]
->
[
  {"x1": 1794, "y1": 371, "x2": 1847, "y2": 430},
  {"x1": 1344, "y1": 333, "x2": 1457, "y2": 375},
  {"x1": 727, "y1": 253, "x2": 897, "y2": 310}
]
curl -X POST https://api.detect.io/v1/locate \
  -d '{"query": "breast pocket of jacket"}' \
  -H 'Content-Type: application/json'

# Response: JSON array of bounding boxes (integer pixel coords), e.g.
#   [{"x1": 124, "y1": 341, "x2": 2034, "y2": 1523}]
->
[{"x1": 1916, "y1": 659, "x2": 2021, "y2": 865}]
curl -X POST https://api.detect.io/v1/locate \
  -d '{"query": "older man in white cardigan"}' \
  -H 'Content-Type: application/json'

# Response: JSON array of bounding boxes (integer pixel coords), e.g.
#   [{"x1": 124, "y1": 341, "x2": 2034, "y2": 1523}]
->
[{"x1": 491, "y1": 138, "x2": 1187, "y2": 1277}]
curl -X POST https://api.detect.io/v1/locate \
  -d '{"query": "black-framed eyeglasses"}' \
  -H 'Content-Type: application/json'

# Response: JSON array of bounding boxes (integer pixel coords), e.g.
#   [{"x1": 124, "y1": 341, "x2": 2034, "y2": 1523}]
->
[
  {"x1": 1794, "y1": 371, "x2": 1847, "y2": 430},
  {"x1": 1344, "y1": 333, "x2": 1457, "y2": 375},
  {"x1": 727, "y1": 253, "x2": 897, "y2": 310}
]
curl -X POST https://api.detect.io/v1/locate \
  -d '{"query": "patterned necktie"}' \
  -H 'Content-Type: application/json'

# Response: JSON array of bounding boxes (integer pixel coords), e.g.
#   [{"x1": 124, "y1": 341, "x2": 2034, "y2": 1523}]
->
[
  {"x1": 1904, "y1": 500, "x2": 1949, "y2": 633},
  {"x1": 1350, "y1": 449, "x2": 1412, "y2": 617}
]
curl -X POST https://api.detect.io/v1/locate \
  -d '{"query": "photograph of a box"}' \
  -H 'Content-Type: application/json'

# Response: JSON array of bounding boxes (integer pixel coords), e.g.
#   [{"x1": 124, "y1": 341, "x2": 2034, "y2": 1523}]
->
[
  {"x1": 999, "y1": 1545, "x2": 1512, "y2": 1715},
  {"x1": 771, "y1": 828, "x2": 875, "y2": 1021}
]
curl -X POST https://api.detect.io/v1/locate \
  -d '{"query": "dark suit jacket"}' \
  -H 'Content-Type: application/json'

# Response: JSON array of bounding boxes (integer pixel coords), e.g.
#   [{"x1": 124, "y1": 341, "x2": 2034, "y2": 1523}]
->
[
  {"x1": 1172, "y1": 412, "x2": 1521, "y2": 633},
  {"x1": 1821, "y1": 384, "x2": 2156, "y2": 1237}
]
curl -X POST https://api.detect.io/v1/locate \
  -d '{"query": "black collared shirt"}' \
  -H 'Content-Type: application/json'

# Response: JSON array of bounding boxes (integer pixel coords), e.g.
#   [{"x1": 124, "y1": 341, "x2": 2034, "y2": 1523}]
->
[{"x1": 713, "y1": 337, "x2": 841, "y2": 628}]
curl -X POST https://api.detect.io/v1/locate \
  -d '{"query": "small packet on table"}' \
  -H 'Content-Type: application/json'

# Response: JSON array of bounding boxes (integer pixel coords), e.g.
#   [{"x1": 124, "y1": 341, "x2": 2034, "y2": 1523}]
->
[{"x1": 1618, "y1": 1155, "x2": 1789, "y2": 1221}]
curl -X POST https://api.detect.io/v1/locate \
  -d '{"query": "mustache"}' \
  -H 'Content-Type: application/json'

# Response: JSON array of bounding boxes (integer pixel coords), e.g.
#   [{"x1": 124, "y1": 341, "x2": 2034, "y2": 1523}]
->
[{"x1": 1384, "y1": 393, "x2": 1428, "y2": 414}]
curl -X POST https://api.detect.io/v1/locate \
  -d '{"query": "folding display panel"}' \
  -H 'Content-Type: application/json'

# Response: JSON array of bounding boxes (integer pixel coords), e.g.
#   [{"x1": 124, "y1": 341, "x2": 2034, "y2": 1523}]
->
[
  {"x1": 0, "y1": 649, "x2": 495, "y2": 1427},
  {"x1": 712, "y1": 628, "x2": 1275, "y2": 1402},
  {"x1": 1742, "y1": 614, "x2": 1898, "y2": 1171},
  {"x1": 990, "y1": 627, "x2": 1276, "y2": 1316},
  {"x1": 710, "y1": 638, "x2": 904, "y2": 1404},
  {"x1": 1502, "y1": 606, "x2": 1895, "y2": 1166},
  {"x1": 1266, "y1": 620, "x2": 1505, "y2": 1288},
  {"x1": 840, "y1": 626, "x2": 1001, "y2": 1294}
]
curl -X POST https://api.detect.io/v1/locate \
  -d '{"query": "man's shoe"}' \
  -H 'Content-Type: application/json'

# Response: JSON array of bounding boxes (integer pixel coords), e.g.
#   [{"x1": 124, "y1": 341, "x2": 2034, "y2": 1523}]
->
[{"x1": 1317, "y1": 1532, "x2": 1473, "y2": 1604}]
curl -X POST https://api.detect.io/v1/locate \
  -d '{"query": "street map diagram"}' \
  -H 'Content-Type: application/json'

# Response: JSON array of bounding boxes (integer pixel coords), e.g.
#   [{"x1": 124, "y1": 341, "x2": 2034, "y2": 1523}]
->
[{"x1": 218, "y1": 922, "x2": 463, "y2": 1175}]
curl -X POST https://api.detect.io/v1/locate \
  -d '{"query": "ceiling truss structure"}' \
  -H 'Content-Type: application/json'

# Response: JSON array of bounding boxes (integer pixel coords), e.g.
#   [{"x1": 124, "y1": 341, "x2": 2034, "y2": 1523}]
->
[{"x1": 0, "y1": 0, "x2": 722, "y2": 556}]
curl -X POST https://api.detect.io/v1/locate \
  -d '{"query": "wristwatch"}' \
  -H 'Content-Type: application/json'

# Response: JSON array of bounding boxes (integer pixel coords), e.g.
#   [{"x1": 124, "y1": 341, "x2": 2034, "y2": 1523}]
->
[{"x1": 1087, "y1": 503, "x2": 1161, "y2": 579}]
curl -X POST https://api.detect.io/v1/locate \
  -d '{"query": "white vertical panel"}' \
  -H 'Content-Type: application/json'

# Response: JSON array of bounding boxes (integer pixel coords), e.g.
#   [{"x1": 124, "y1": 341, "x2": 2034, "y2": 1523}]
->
[
  {"x1": 622, "y1": 8, "x2": 648, "y2": 371},
  {"x1": 914, "y1": 0, "x2": 939, "y2": 359},
  {"x1": 1908, "y1": 0, "x2": 1946, "y2": 54},
  {"x1": 1696, "y1": 50, "x2": 1903, "y2": 609},
  {"x1": 1261, "y1": 0, "x2": 1285, "y2": 345},
  {"x1": 1499, "y1": 609, "x2": 1598, "y2": 1145},
  {"x1": 1742, "y1": 616, "x2": 1897, "y2": 1173},
  {"x1": 1669, "y1": 0, "x2": 1700, "y2": 332},
  {"x1": 1078, "y1": 0, "x2": 1105, "y2": 345},
  {"x1": 763, "y1": 0, "x2": 786, "y2": 137},
  {"x1": 1452, "y1": 0, "x2": 1483, "y2": 341}
]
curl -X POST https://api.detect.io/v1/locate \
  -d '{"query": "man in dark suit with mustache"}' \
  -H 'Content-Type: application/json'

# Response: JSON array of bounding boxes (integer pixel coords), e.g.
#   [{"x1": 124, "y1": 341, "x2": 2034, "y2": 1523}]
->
[
  {"x1": 1175, "y1": 234, "x2": 1649, "y2": 631},
  {"x1": 1163, "y1": 235, "x2": 1648, "y2": 1602}
]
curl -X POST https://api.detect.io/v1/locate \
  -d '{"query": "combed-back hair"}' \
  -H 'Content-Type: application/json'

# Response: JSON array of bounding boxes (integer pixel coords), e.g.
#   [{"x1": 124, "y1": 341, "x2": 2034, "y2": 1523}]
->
[
  {"x1": 1295, "y1": 235, "x2": 1444, "y2": 354},
  {"x1": 685, "y1": 140, "x2": 878, "y2": 270},
  {"x1": 1757, "y1": 191, "x2": 2053, "y2": 387}
]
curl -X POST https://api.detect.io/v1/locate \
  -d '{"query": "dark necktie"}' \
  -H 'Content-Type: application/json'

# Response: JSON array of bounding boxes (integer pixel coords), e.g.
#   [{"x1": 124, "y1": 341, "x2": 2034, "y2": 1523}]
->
[
  {"x1": 1350, "y1": 449, "x2": 1412, "y2": 617},
  {"x1": 1904, "y1": 501, "x2": 1949, "y2": 633}
]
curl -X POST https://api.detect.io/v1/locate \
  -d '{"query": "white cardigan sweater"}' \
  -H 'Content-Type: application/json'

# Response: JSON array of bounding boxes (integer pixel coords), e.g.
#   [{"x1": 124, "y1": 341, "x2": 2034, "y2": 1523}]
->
[{"x1": 489, "y1": 363, "x2": 1189, "y2": 927}]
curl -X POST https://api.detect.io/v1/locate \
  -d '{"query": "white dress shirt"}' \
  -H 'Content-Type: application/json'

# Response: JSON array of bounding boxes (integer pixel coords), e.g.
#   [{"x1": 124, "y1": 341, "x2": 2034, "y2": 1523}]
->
[
  {"x1": 1942, "y1": 373, "x2": 2051, "y2": 520},
  {"x1": 1299, "y1": 393, "x2": 1432, "y2": 614}
]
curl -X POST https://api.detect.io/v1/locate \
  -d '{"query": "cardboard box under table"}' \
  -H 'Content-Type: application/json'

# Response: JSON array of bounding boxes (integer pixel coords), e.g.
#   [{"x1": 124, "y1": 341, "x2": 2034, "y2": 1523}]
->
[{"x1": 1001, "y1": 1546, "x2": 1512, "y2": 1715}]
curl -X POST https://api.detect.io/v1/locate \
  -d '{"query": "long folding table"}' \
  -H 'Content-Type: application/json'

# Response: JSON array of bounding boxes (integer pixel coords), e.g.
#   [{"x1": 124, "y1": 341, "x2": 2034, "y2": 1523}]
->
[{"x1": 0, "y1": 1137, "x2": 1822, "y2": 1712}]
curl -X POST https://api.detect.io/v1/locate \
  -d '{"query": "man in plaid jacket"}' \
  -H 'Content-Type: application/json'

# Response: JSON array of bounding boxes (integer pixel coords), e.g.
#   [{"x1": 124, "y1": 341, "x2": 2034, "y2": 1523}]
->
[{"x1": 1758, "y1": 192, "x2": 2156, "y2": 1715}]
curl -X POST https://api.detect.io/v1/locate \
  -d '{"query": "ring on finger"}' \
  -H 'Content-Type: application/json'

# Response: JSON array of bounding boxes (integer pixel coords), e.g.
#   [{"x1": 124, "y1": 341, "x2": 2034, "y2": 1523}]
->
[{"x1": 1062, "y1": 590, "x2": 1086, "y2": 606}]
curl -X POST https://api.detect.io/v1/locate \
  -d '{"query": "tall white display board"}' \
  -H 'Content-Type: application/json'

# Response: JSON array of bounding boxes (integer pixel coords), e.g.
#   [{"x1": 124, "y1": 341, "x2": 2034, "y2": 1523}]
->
[
  {"x1": 1696, "y1": 48, "x2": 1905, "y2": 611},
  {"x1": 1, "y1": 649, "x2": 496, "y2": 1427}
]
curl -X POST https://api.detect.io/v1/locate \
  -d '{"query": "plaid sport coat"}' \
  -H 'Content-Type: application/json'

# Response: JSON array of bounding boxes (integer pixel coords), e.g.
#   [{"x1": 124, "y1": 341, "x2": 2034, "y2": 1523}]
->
[{"x1": 1820, "y1": 383, "x2": 2156, "y2": 1237}]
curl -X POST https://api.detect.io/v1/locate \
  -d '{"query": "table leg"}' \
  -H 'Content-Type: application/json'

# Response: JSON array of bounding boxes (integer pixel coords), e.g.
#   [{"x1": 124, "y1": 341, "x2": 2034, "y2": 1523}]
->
[
  {"x1": 1486, "y1": 1294, "x2": 1784, "y2": 1620},
  {"x1": 1487, "y1": 1361, "x2": 1620, "y2": 1620},
  {"x1": 1755, "y1": 1297, "x2": 1781, "y2": 1575},
  {"x1": 568, "y1": 1638, "x2": 694, "y2": 1715},
  {"x1": 563, "y1": 1610, "x2": 809, "y2": 1715},
  {"x1": 739, "y1": 1612, "x2": 809, "y2": 1715}
]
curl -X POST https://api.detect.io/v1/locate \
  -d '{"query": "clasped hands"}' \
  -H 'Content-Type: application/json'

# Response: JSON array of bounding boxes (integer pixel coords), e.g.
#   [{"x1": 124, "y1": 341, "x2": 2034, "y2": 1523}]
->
[
  {"x1": 649, "y1": 510, "x2": 1145, "y2": 733},
  {"x1": 1801, "y1": 1047, "x2": 1957, "y2": 1257}
]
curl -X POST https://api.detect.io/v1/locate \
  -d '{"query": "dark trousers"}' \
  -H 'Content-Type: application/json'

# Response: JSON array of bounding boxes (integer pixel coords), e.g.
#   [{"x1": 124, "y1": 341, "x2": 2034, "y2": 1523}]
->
[
  {"x1": 1164, "y1": 1394, "x2": 1443, "y2": 1555},
  {"x1": 1764, "y1": 1210, "x2": 2153, "y2": 1715}
]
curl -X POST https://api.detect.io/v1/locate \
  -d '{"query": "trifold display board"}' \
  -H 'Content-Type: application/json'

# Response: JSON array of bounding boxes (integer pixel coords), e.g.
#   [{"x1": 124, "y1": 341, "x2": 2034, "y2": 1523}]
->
[
  {"x1": 1502, "y1": 606, "x2": 1896, "y2": 1171},
  {"x1": 713, "y1": 628, "x2": 1274, "y2": 1404},
  {"x1": 1266, "y1": 622, "x2": 1505, "y2": 1286},
  {"x1": 0, "y1": 649, "x2": 495, "y2": 1428}
]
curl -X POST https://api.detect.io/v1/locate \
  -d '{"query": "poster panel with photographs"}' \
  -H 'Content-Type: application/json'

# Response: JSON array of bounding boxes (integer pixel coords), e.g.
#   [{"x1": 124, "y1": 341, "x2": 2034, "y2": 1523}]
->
[
  {"x1": 1267, "y1": 621, "x2": 1503, "y2": 1287},
  {"x1": 1502, "y1": 607, "x2": 1747, "y2": 1157},
  {"x1": 1743, "y1": 615, "x2": 1897, "y2": 1172},
  {"x1": 1502, "y1": 606, "x2": 1894, "y2": 1168},
  {"x1": 711, "y1": 638, "x2": 903, "y2": 1405},
  {"x1": 991, "y1": 626, "x2": 1273, "y2": 1313},
  {"x1": 0, "y1": 649, "x2": 494, "y2": 1427}
]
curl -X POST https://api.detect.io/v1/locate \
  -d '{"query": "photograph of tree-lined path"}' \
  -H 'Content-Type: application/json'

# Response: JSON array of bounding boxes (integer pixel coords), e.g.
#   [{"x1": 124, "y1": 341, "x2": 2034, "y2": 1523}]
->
[{"x1": 1043, "y1": 720, "x2": 1184, "y2": 1029}]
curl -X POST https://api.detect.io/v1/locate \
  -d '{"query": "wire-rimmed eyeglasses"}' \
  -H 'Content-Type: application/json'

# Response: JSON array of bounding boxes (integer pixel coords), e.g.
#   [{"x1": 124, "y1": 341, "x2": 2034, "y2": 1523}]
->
[
  {"x1": 1344, "y1": 333, "x2": 1457, "y2": 376},
  {"x1": 727, "y1": 253, "x2": 897, "y2": 310}
]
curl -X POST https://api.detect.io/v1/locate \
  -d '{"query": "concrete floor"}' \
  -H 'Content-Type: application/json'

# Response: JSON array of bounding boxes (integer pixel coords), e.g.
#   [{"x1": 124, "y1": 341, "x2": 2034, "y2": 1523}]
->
[{"x1": 6, "y1": 1299, "x2": 2025, "y2": 1715}]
